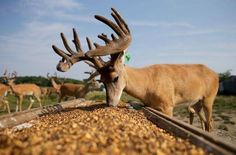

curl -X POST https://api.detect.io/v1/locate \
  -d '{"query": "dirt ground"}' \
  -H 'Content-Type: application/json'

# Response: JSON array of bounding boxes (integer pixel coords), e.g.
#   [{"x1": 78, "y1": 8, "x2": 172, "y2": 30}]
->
[{"x1": 173, "y1": 104, "x2": 236, "y2": 145}]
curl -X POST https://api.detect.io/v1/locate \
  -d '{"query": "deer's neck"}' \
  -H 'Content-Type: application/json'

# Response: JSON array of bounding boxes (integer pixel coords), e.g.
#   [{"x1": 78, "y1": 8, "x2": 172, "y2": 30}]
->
[
  {"x1": 8, "y1": 83, "x2": 16, "y2": 93},
  {"x1": 124, "y1": 66, "x2": 150, "y2": 102},
  {"x1": 51, "y1": 78, "x2": 60, "y2": 90},
  {"x1": 79, "y1": 84, "x2": 90, "y2": 97}
]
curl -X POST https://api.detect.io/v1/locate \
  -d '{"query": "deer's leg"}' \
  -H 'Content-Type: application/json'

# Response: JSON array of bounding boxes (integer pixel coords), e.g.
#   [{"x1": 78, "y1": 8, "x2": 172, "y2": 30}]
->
[
  {"x1": 189, "y1": 101, "x2": 206, "y2": 130},
  {"x1": 0, "y1": 99, "x2": 6, "y2": 110},
  {"x1": 188, "y1": 102, "x2": 198, "y2": 125},
  {"x1": 202, "y1": 97, "x2": 215, "y2": 132},
  {"x1": 5, "y1": 100, "x2": 10, "y2": 113},
  {"x1": 35, "y1": 95, "x2": 42, "y2": 107},
  {"x1": 15, "y1": 97, "x2": 20, "y2": 112},
  {"x1": 19, "y1": 96, "x2": 23, "y2": 112},
  {"x1": 154, "y1": 94, "x2": 174, "y2": 117},
  {"x1": 28, "y1": 97, "x2": 34, "y2": 110},
  {"x1": 160, "y1": 104, "x2": 174, "y2": 117},
  {"x1": 165, "y1": 106, "x2": 173, "y2": 117},
  {"x1": 188, "y1": 106, "x2": 195, "y2": 125},
  {"x1": 198, "y1": 110, "x2": 206, "y2": 130},
  {"x1": 58, "y1": 95, "x2": 64, "y2": 103}
]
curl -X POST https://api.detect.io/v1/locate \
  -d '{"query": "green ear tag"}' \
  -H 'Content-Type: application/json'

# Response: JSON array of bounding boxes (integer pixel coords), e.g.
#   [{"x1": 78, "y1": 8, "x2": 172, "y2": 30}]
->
[{"x1": 124, "y1": 52, "x2": 131, "y2": 64}]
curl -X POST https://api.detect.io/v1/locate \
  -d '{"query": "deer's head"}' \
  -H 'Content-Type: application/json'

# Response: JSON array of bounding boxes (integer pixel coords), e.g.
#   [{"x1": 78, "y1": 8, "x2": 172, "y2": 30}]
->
[
  {"x1": 52, "y1": 8, "x2": 131, "y2": 106},
  {"x1": 3, "y1": 70, "x2": 17, "y2": 86}
]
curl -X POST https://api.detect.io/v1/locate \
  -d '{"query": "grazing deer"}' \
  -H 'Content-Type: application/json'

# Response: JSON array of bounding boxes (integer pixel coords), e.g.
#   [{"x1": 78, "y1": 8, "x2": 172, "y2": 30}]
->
[
  {"x1": 48, "y1": 73, "x2": 100, "y2": 102},
  {"x1": 0, "y1": 83, "x2": 11, "y2": 113},
  {"x1": 52, "y1": 8, "x2": 219, "y2": 131},
  {"x1": 4, "y1": 72, "x2": 42, "y2": 112}
]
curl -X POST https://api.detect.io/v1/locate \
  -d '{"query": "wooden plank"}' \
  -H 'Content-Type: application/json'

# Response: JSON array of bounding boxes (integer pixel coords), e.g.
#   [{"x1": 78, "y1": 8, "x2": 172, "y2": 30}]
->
[
  {"x1": 143, "y1": 107, "x2": 236, "y2": 155},
  {"x1": 0, "y1": 99, "x2": 87, "y2": 130}
]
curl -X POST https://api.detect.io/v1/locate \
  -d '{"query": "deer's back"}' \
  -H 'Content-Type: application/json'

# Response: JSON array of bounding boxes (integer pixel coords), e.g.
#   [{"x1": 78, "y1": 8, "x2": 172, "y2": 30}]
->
[
  {"x1": 11, "y1": 84, "x2": 41, "y2": 96},
  {"x1": 60, "y1": 83, "x2": 84, "y2": 96},
  {"x1": 150, "y1": 64, "x2": 219, "y2": 104}
]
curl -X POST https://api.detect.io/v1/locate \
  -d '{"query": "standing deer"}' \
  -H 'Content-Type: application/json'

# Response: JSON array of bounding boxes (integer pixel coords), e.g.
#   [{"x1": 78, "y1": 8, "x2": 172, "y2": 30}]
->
[
  {"x1": 48, "y1": 73, "x2": 100, "y2": 102},
  {"x1": 4, "y1": 72, "x2": 42, "y2": 112},
  {"x1": 0, "y1": 83, "x2": 11, "y2": 113},
  {"x1": 51, "y1": 8, "x2": 219, "y2": 131},
  {"x1": 47, "y1": 73, "x2": 61, "y2": 94}
]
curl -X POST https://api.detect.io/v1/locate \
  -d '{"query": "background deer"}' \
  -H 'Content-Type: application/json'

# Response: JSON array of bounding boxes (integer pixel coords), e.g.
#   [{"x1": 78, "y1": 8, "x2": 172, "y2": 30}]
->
[
  {"x1": 52, "y1": 8, "x2": 219, "y2": 131},
  {"x1": 47, "y1": 73, "x2": 64, "y2": 95},
  {"x1": 39, "y1": 73, "x2": 60, "y2": 99},
  {"x1": 4, "y1": 71, "x2": 42, "y2": 112},
  {"x1": 48, "y1": 72, "x2": 100, "y2": 102},
  {"x1": 0, "y1": 83, "x2": 11, "y2": 113},
  {"x1": 40, "y1": 87, "x2": 57, "y2": 98}
]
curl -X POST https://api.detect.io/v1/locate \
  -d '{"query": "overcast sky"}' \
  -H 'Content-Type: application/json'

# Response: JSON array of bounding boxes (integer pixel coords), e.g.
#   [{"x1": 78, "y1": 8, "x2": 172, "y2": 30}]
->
[{"x1": 0, "y1": 0, "x2": 236, "y2": 80}]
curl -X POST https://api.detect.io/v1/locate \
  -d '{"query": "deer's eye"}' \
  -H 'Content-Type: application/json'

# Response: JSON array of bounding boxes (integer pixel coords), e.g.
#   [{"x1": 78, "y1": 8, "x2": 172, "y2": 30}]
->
[{"x1": 113, "y1": 76, "x2": 119, "y2": 83}]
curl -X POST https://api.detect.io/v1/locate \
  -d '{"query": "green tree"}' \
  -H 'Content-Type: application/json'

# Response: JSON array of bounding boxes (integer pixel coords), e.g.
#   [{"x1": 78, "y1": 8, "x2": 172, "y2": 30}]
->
[{"x1": 219, "y1": 70, "x2": 232, "y2": 82}]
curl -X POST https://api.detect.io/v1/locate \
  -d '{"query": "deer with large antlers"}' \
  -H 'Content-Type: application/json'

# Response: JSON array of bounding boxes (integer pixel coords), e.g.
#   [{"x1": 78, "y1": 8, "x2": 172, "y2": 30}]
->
[
  {"x1": 52, "y1": 8, "x2": 219, "y2": 131},
  {"x1": 4, "y1": 71, "x2": 42, "y2": 112}
]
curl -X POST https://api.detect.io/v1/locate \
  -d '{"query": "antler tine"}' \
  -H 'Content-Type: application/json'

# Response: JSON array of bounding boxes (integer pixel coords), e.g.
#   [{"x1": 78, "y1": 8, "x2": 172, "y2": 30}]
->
[
  {"x1": 111, "y1": 8, "x2": 130, "y2": 34},
  {"x1": 94, "y1": 15, "x2": 125, "y2": 37},
  {"x1": 98, "y1": 56, "x2": 106, "y2": 66},
  {"x1": 11, "y1": 71, "x2": 17, "y2": 79},
  {"x1": 87, "y1": 36, "x2": 107, "y2": 66},
  {"x1": 61, "y1": 33, "x2": 76, "y2": 55},
  {"x1": 86, "y1": 8, "x2": 131, "y2": 57},
  {"x1": 85, "y1": 71, "x2": 100, "y2": 82},
  {"x1": 86, "y1": 37, "x2": 103, "y2": 68},
  {"x1": 86, "y1": 37, "x2": 93, "y2": 50},
  {"x1": 2, "y1": 69, "x2": 9, "y2": 81},
  {"x1": 52, "y1": 45, "x2": 71, "y2": 62},
  {"x1": 3, "y1": 69, "x2": 8, "y2": 77},
  {"x1": 72, "y1": 28, "x2": 83, "y2": 53},
  {"x1": 98, "y1": 33, "x2": 111, "y2": 44},
  {"x1": 84, "y1": 61, "x2": 96, "y2": 69},
  {"x1": 84, "y1": 71, "x2": 92, "y2": 75}
]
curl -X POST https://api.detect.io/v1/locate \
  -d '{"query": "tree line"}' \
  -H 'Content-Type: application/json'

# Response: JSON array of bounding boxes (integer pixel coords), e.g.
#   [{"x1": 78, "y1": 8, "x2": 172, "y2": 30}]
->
[{"x1": 0, "y1": 76, "x2": 83, "y2": 87}]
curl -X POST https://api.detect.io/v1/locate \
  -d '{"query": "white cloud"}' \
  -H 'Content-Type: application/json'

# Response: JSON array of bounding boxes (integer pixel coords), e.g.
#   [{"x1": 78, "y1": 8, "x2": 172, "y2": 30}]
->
[
  {"x1": 23, "y1": 0, "x2": 83, "y2": 12},
  {"x1": 20, "y1": 0, "x2": 94, "y2": 23},
  {"x1": 0, "y1": 0, "x2": 101, "y2": 79},
  {"x1": 0, "y1": 21, "x2": 72, "y2": 53}
]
